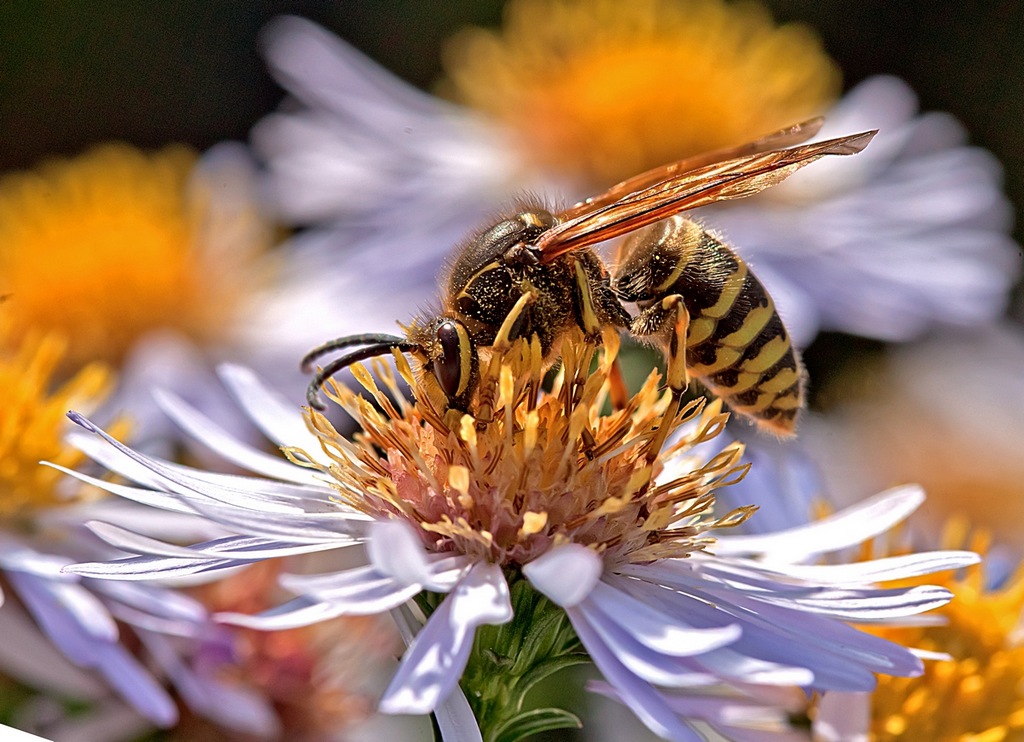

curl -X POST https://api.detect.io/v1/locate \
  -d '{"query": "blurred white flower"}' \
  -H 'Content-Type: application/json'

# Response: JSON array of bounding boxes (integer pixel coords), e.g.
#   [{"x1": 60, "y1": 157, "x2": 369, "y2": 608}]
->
[
  {"x1": 0, "y1": 332, "x2": 283, "y2": 738},
  {"x1": 253, "y1": 16, "x2": 1019, "y2": 350},
  {"x1": 709, "y1": 75, "x2": 1020, "y2": 345}
]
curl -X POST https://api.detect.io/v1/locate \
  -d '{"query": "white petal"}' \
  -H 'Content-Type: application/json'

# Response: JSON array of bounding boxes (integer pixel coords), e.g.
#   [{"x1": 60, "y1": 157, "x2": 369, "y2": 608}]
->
[
  {"x1": 711, "y1": 485, "x2": 925, "y2": 561},
  {"x1": 434, "y1": 685, "x2": 484, "y2": 742},
  {"x1": 217, "y1": 363, "x2": 323, "y2": 452},
  {"x1": 379, "y1": 562, "x2": 511, "y2": 714},
  {"x1": 153, "y1": 388, "x2": 318, "y2": 484},
  {"x1": 523, "y1": 543, "x2": 603, "y2": 608}
]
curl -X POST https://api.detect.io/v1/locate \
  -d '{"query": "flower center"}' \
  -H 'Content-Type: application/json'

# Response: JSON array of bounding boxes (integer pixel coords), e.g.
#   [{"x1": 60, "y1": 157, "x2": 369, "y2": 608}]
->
[
  {"x1": 0, "y1": 144, "x2": 269, "y2": 368},
  {"x1": 0, "y1": 328, "x2": 117, "y2": 520},
  {"x1": 440, "y1": 0, "x2": 840, "y2": 184},
  {"x1": 302, "y1": 330, "x2": 752, "y2": 566}
]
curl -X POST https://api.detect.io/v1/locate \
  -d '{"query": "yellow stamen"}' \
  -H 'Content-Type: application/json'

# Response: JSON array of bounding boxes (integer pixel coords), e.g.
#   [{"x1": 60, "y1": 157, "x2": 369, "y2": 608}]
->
[
  {"x1": 0, "y1": 144, "x2": 272, "y2": 368},
  {"x1": 308, "y1": 329, "x2": 750, "y2": 566},
  {"x1": 441, "y1": 0, "x2": 840, "y2": 183}
]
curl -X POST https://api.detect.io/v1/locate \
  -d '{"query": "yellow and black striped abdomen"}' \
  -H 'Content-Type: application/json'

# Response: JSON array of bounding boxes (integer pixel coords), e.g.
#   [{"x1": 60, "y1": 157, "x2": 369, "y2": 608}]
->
[{"x1": 614, "y1": 216, "x2": 805, "y2": 436}]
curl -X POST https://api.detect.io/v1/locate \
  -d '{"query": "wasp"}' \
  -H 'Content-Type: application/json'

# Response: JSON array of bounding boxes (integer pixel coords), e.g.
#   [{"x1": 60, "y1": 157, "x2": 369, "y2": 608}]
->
[{"x1": 303, "y1": 119, "x2": 874, "y2": 437}]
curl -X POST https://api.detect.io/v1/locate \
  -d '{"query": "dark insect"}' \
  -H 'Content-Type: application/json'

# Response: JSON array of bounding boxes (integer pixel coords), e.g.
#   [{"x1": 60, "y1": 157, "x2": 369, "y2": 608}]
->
[{"x1": 303, "y1": 119, "x2": 874, "y2": 437}]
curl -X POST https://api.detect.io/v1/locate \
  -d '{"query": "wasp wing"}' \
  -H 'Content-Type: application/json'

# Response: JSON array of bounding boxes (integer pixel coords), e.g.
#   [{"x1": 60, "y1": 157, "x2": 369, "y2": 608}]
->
[
  {"x1": 539, "y1": 129, "x2": 875, "y2": 261},
  {"x1": 559, "y1": 118, "x2": 826, "y2": 221}
]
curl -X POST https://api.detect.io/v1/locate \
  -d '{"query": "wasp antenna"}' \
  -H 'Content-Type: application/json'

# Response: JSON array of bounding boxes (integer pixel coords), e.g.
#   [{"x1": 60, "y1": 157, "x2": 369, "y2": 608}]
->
[
  {"x1": 301, "y1": 333, "x2": 410, "y2": 372},
  {"x1": 305, "y1": 341, "x2": 416, "y2": 410}
]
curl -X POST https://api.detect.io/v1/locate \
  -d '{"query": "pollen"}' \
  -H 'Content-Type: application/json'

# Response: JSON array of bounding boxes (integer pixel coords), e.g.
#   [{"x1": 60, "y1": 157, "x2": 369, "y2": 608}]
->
[
  {"x1": 303, "y1": 329, "x2": 752, "y2": 567},
  {"x1": 440, "y1": 0, "x2": 841, "y2": 183},
  {"x1": 0, "y1": 327, "x2": 117, "y2": 520},
  {"x1": 858, "y1": 525, "x2": 1024, "y2": 741},
  {"x1": 0, "y1": 144, "x2": 270, "y2": 368}
]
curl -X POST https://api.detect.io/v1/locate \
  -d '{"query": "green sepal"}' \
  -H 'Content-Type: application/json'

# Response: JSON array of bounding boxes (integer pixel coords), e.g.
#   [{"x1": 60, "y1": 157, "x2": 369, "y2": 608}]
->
[
  {"x1": 491, "y1": 707, "x2": 583, "y2": 742},
  {"x1": 458, "y1": 568, "x2": 589, "y2": 741}
]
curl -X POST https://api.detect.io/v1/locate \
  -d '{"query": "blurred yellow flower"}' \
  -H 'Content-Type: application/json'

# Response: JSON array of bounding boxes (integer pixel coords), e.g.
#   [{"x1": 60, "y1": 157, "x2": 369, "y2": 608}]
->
[
  {"x1": 0, "y1": 328, "x2": 115, "y2": 519},
  {"x1": 863, "y1": 525, "x2": 1024, "y2": 741},
  {"x1": 0, "y1": 144, "x2": 271, "y2": 369},
  {"x1": 441, "y1": 0, "x2": 840, "y2": 183}
]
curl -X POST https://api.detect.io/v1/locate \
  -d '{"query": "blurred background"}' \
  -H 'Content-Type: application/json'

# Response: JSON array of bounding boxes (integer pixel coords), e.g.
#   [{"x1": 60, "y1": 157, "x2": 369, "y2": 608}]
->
[
  {"x1": 1, "y1": 0, "x2": 1021, "y2": 237},
  {"x1": 1, "y1": 0, "x2": 1020, "y2": 303}
]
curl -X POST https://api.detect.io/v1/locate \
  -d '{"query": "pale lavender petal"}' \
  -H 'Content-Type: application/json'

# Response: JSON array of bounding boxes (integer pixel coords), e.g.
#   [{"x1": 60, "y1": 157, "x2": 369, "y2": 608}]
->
[
  {"x1": 0, "y1": 540, "x2": 75, "y2": 580},
  {"x1": 368, "y1": 519, "x2": 471, "y2": 591},
  {"x1": 281, "y1": 568, "x2": 422, "y2": 613},
  {"x1": 711, "y1": 485, "x2": 924, "y2": 560},
  {"x1": 39, "y1": 500, "x2": 222, "y2": 542},
  {"x1": 8, "y1": 572, "x2": 118, "y2": 648},
  {"x1": 66, "y1": 554, "x2": 245, "y2": 581},
  {"x1": 42, "y1": 462, "x2": 202, "y2": 516},
  {"x1": 84, "y1": 521, "x2": 346, "y2": 560},
  {"x1": 217, "y1": 596, "x2": 364, "y2": 630},
  {"x1": 217, "y1": 363, "x2": 323, "y2": 452},
  {"x1": 591, "y1": 681, "x2": 808, "y2": 742},
  {"x1": 749, "y1": 551, "x2": 980, "y2": 584},
  {"x1": 571, "y1": 610, "x2": 703, "y2": 741},
  {"x1": 522, "y1": 543, "x2": 603, "y2": 607},
  {"x1": 68, "y1": 413, "x2": 349, "y2": 521},
  {"x1": 140, "y1": 630, "x2": 280, "y2": 737},
  {"x1": 90, "y1": 644, "x2": 179, "y2": 727},
  {"x1": 434, "y1": 685, "x2": 484, "y2": 742},
  {"x1": 588, "y1": 581, "x2": 741, "y2": 656},
  {"x1": 262, "y1": 16, "x2": 442, "y2": 122},
  {"x1": 94, "y1": 581, "x2": 206, "y2": 624},
  {"x1": 153, "y1": 388, "x2": 320, "y2": 484},
  {"x1": 576, "y1": 600, "x2": 725, "y2": 688},
  {"x1": 0, "y1": 603, "x2": 105, "y2": 698},
  {"x1": 379, "y1": 563, "x2": 512, "y2": 714}
]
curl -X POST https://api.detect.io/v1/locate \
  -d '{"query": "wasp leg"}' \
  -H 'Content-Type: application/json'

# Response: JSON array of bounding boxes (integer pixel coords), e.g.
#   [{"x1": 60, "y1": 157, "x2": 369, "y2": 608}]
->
[
  {"x1": 573, "y1": 260, "x2": 603, "y2": 338},
  {"x1": 630, "y1": 295, "x2": 690, "y2": 463},
  {"x1": 493, "y1": 290, "x2": 536, "y2": 351}
]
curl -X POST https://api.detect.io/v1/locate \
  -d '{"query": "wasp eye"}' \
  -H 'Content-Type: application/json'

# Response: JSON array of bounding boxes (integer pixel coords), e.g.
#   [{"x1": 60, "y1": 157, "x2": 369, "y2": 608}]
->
[{"x1": 434, "y1": 320, "x2": 469, "y2": 400}]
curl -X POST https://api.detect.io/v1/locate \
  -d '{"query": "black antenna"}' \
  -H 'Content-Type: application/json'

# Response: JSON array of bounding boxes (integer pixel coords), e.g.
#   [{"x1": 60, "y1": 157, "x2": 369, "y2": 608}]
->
[
  {"x1": 301, "y1": 333, "x2": 410, "y2": 372},
  {"x1": 304, "y1": 337, "x2": 416, "y2": 410}
]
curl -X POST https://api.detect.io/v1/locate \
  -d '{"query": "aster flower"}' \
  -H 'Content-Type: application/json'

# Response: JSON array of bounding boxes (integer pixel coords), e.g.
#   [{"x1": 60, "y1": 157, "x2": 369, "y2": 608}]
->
[
  {"x1": 60, "y1": 332, "x2": 976, "y2": 740},
  {"x1": 0, "y1": 328, "x2": 288, "y2": 738},
  {"x1": 0, "y1": 140, "x2": 366, "y2": 448},
  {"x1": 842, "y1": 525, "x2": 1024, "y2": 741},
  {"x1": 697, "y1": 523, "x2": 1024, "y2": 742},
  {"x1": 253, "y1": 7, "x2": 1019, "y2": 348}
]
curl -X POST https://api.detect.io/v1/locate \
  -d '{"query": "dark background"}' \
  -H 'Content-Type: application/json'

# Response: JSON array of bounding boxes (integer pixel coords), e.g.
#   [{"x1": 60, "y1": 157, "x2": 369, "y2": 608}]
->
[{"x1": 2, "y1": 1, "x2": 1021, "y2": 317}]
